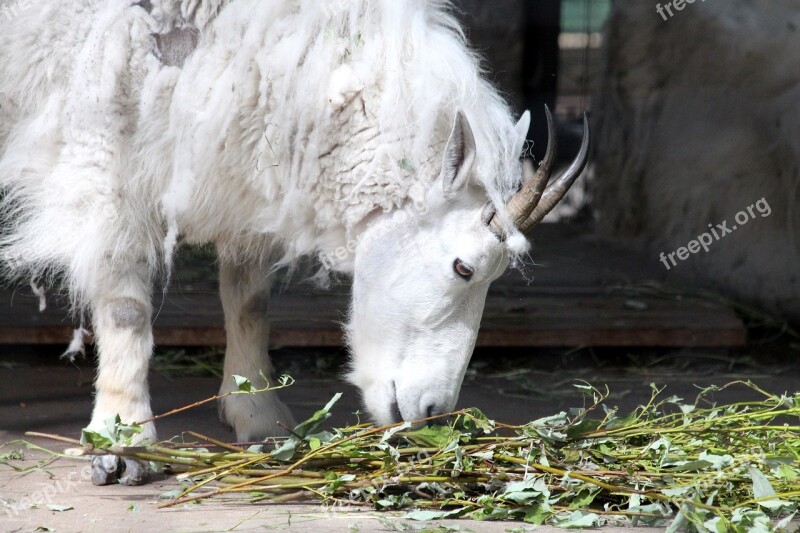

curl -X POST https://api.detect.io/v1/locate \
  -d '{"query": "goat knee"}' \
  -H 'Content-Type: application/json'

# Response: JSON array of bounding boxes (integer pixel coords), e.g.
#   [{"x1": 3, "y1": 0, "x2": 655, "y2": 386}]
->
[{"x1": 109, "y1": 297, "x2": 148, "y2": 331}]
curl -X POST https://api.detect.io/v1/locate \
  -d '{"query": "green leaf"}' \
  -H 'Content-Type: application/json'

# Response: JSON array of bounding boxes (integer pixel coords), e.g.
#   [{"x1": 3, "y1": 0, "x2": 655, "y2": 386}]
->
[
  {"x1": 748, "y1": 466, "x2": 789, "y2": 510},
  {"x1": 457, "y1": 407, "x2": 495, "y2": 434},
  {"x1": 114, "y1": 422, "x2": 143, "y2": 445},
  {"x1": 401, "y1": 425, "x2": 460, "y2": 448},
  {"x1": 376, "y1": 516, "x2": 414, "y2": 531},
  {"x1": 468, "y1": 505, "x2": 512, "y2": 521},
  {"x1": 375, "y1": 493, "x2": 412, "y2": 510},
  {"x1": 0, "y1": 449, "x2": 23, "y2": 461},
  {"x1": 292, "y1": 392, "x2": 342, "y2": 438},
  {"x1": 774, "y1": 463, "x2": 798, "y2": 481},
  {"x1": 554, "y1": 510, "x2": 601, "y2": 529},
  {"x1": 270, "y1": 393, "x2": 342, "y2": 460},
  {"x1": 749, "y1": 466, "x2": 777, "y2": 499},
  {"x1": 405, "y1": 508, "x2": 465, "y2": 521},
  {"x1": 80, "y1": 415, "x2": 143, "y2": 448},
  {"x1": 604, "y1": 410, "x2": 638, "y2": 430},
  {"x1": 660, "y1": 486, "x2": 693, "y2": 497},
  {"x1": 80, "y1": 428, "x2": 113, "y2": 449},
  {"x1": 105, "y1": 414, "x2": 122, "y2": 437},
  {"x1": 731, "y1": 507, "x2": 773, "y2": 532},
  {"x1": 232, "y1": 375, "x2": 252, "y2": 393},
  {"x1": 565, "y1": 418, "x2": 602, "y2": 439},
  {"x1": 525, "y1": 412, "x2": 570, "y2": 443},
  {"x1": 501, "y1": 476, "x2": 550, "y2": 505},
  {"x1": 270, "y1": 437, "x2": 300, "y2": 461},
  {"x1": 698, "y1": 450, "x2": 733, "y2": 470},
  {"x1": 627, "y1": 504, "x2": 670, "y2": 527},
  {"x1": 670, "y1": 460, "x2": 714, "y2": 472},
  {"x1": 472, "y1": 450, "x2": 493, "y2": 461},
  {"x1": 158, "y1": 489, "x2": 183, "y2": 500},
  {"x1": 702, "y1": 516, "x2": 726, "y2": 533},
  {"x1": 523, "y1": 504, "x2": 553, "y2": 525},
  {"x1": 375, "y1": 441, "x2": 400, "y2": 462},
  {"x1": 47, "y1": 504, "x2": 73, "y2": 512},
  {"x1": 379, "y1": 422, "x2": 411, "y2": 443},
  {"x1": 567, "y1": 487, "x2": 599, "y2": 509},
  {"x1": 322, "y1": 472, "x2": 356, "y2": 494}
]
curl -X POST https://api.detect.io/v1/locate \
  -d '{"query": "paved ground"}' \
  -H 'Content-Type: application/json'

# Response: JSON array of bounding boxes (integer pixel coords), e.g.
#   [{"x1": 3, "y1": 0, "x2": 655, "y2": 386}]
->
[{"x1": 1, "y1": 343, "x2": 798, "y2": 532}]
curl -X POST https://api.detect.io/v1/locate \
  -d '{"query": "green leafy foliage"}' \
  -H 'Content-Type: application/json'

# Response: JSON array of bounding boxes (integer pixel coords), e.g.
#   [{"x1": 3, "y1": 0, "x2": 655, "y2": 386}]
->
[
  {"x1": 232, "y1": 374, "x2": 253, "y2": 392},
  {"x1": 97, "y1": 381, "x2": 800, "y2": 530},
  {"x1": 271, "y1": 392, "x2": 342, "y2": 460},
  {"x1": 0, "y1": 449, "x2": 23, "y2": 461},
  {"x1": 80, "y1": 415, "x2": 143, "y2": 449}
]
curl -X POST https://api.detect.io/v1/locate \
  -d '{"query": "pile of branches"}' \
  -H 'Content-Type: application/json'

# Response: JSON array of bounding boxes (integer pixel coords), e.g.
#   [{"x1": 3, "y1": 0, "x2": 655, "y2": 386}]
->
[{"x1": 77, "y1": 379, "x2": 799, "y2": 531}]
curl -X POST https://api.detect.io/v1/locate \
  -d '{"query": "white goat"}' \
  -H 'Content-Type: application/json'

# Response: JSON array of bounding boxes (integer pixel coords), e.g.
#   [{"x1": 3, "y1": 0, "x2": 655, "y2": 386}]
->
[
  {"x1": 593, "y1": 0, "x2": 800, "y2": 323},
  {"x1": 0, "y1": 0, "x2": 588, "y2": 485}
]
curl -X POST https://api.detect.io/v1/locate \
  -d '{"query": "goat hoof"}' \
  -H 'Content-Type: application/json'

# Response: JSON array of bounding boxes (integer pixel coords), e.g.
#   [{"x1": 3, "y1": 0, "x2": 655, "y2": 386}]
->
[{"x1": 91, "y1": 455, "x2": 148, "y2": 486}]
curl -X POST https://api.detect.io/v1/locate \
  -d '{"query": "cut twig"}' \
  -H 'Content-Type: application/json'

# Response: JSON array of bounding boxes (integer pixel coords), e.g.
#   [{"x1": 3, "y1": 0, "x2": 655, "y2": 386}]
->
[{"x1": 24, "y1": 432, "x2": 83, "y2": 446}]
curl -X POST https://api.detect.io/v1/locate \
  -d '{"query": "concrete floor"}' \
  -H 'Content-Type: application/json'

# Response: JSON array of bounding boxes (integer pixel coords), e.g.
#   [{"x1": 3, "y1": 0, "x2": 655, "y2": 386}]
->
[{"x1": 1, "y1": 343, "x2": 798, "y2": 532}]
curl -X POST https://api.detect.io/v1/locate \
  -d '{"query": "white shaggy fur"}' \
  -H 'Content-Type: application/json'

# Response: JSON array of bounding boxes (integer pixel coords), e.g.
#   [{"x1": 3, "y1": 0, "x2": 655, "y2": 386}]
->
[
  {"x1": 0, "y1": 0, "x2": 529, "y2": 477},
  {"x1": 593, "y1": 0, "x2": 800, "y2": 323}
]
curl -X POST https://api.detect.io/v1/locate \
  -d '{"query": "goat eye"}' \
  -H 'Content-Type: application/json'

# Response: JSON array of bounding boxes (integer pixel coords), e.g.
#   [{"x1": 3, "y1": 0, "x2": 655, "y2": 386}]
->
[{"x1": 453, "y1": 259, "x2": 474, "y2": 280}]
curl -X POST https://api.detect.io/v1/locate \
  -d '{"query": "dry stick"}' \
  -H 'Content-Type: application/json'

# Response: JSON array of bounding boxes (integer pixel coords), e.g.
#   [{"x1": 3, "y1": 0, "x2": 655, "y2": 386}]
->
[
  {"x1": 218, "y1": 468, "x2": 325, "y2": 479},
  {"x1": 169, "y1": 454, "x2": 277, "y2": 502},
  {"x1": 254, "y1": 491, "x2": 311, "y2": 504},
  {"x1": 134, "y1": 394, "x2": 230, "y2": 426},
  {"x1": 136, "y1": 379, "x2": 294, "y2": 426},
  {"x1": 276, "y1": 421, "x2": 304, "y2": 440},
  {"x1": 220, "y1": 478, "x2": 332, "y2": 491},
  {"x1": 183, "y1": 431, "x2": 247, "y2": 453},
  {"x1": 143, "y1": 446, "x2": 263, "y2": 461},
  {"x1": 170, "y1": 464, "x2": 325, "y2": 480},
  {"x1": 301, "y1": 485, "x2": 341, "y2": 504},
  {"x1": 174, "y1": 457, "x2": 259, "y2": 479},
  {"x1": 24, "y1": 432, "x2": 83, "y2": 446}
]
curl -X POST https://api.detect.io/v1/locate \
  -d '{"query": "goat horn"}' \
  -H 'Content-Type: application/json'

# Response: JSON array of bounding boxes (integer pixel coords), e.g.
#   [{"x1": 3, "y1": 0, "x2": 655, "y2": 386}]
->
[
  {"x1": 517, "y1": 111, "x2": 590, "y2": 234},
  {"x1": 488, "y1": 105, "x2": 556, "y2": 236}
]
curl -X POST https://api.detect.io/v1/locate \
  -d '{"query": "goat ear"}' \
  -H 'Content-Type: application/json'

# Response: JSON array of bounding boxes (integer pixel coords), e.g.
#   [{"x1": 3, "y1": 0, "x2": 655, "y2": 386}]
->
[
  {"x1": 441, "y1": 110, "x2": 476, "y2": 196},
  {"x1": 513, "y1": 110, "x2": 530, "y2": 158}
]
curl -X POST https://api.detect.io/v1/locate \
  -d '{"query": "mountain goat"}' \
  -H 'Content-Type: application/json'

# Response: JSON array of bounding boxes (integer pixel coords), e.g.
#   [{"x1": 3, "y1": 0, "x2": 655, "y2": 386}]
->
[
  {"x1": 0, "y1": 0, "x2": 588, "y2": 485},
  {"x1": 593, "y1": 0, "x2": 800, "y2": 324}
]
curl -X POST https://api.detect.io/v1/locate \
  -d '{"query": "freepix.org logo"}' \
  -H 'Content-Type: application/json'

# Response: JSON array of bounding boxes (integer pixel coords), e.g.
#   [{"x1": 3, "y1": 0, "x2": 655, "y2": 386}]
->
[
  {"x1": 659, "y1": 197, "x2": 771, "y2": 270},
  {"x1": 656, "y1": 0, "x2": 711, "y2": 22},
  {"x1": 2, "y1": 463, "x2": 93, "y2": 518}
]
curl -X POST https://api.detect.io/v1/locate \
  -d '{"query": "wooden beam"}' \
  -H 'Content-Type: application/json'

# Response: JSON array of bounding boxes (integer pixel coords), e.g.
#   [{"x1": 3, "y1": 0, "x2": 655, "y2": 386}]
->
[{"x1": 0, "y1": 286, "x2": 746, "y2": 348}]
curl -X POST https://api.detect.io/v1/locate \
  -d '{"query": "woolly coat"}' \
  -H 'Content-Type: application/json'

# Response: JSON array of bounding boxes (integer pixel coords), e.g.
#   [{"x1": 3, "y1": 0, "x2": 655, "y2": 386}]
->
[{"x1": 0, "y1": 0, "x2": 523, "y2": 305}]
